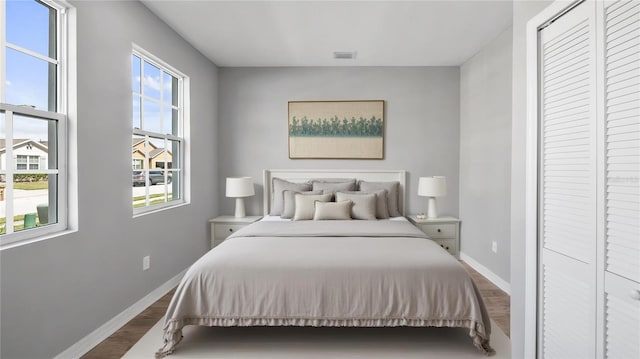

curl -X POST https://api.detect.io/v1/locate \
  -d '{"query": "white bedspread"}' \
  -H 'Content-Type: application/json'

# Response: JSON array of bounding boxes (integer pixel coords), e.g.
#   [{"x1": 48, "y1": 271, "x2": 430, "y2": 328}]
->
[{"x1": 156, "y1": 220, "x2": 493, "y2": 357}]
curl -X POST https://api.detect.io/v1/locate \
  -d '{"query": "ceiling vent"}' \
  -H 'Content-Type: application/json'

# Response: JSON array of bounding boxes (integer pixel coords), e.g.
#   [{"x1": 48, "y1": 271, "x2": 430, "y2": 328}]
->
[{"x1": 333, "y1": 51, "x2": 357, "y2": 60}]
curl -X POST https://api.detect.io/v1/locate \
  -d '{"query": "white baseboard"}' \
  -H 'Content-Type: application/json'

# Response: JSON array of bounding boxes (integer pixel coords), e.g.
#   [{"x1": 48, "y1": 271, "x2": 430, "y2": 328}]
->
[
  {"x1": 460, "y1": 252, "x2": 511, "y2": 295},
  {"x1": 54, "y1": 268, "x2": 187, "y2": 359}
]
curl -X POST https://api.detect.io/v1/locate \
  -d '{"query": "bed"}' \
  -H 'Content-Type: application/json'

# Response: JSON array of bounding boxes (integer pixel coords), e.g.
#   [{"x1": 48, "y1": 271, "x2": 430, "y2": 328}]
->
[{"x1": 156, "y1": 170, "x2": 494, "y2": 357}]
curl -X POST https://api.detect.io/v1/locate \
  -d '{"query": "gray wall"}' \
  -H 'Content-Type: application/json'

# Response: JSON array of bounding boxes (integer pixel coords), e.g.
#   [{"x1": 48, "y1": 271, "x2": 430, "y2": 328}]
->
[
  {"x1": 217, "y1": 67, "x2": 461, "y2": 217},
  {"x1": 0, "y1": 1, "x2": 218, "y2": 358},
  {"x1": 459, "y1": 28, "x2": 513, "y2": 282},
  {"x1": 510, "y1": 1, "x2": 552, "y2": 358}
]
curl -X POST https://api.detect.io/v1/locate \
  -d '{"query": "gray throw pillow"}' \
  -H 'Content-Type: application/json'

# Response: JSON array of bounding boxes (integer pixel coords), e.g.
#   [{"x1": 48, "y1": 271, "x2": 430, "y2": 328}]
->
[
  {"x1": 369, "y1": 189, "x2": 390, "y2": 219},
  {"x1": 270, "y1": 178, "x2": 312, "y2": 216},
  {"x1": 312, "y1": 180, "x2": 356, "y2": 196},
  {"x1": 281, "y1": 190, "x2": 322, "y2": 219},
  {"x1": 339, "y1": 189, "x2": 389, "y2": 219},
  {"x1": 310, "y1": 178, "x2": 356, "y2": 183},
  {"x1": 313, "y1": 200, "x2": 353, "y2": 220},
  {"x1": 293, "y1": 193, "x2": 332, "y2": 221},
  {"x1": 335, "y1": 192, "x2": 377, "y2": 220},
  {"x1": 358, "y1": 181, "x2": 401, "y2": 217}
]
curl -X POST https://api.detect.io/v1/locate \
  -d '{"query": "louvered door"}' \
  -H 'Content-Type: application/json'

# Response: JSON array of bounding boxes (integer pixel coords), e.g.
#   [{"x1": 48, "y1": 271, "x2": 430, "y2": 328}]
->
[
  {"x1": 603, "y1": 1, "x2": 640, "y2": 358},
  {"x1": 539, "y1": 1, "x2": 598, "y2": 358},
  {"x1": 604, "y1": 274, "x2": 640, "y2": 359},
  {"x1": 537, "y1": 1, "x2": 640, "y2": 358}
]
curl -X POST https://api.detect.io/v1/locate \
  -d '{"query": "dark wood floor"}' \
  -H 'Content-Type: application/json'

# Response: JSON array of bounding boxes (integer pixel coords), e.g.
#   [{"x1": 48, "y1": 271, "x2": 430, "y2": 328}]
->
[
  {"x1": 461, "y1": 262, "x2": 511, "y2": 336},
  {"x1": 82, "y1": 261, "x2": 510, "y2": 358},
  {"x1": 82, "y1": 288, "x2": 176, "y2": 359}
]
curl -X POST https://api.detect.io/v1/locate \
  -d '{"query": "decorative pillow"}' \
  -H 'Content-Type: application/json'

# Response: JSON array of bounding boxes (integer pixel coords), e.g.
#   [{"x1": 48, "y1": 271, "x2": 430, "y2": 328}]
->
[
  {"x1": 339, "y1": 189, "x2": 389, "y2": 219},
  {"x1": 369, "y1": 189, "x2": 390, "y2": 219},
  {"x1": 293, "y1": 193, "x2": 332, "y2": 221},
  {"x1": 270, "y1": 178, "x2": 312, "y2": 216},
  {"x1": 312, "y1": 180, "x2": 356, "y2": 196},
  {"x1": 358, "y1": 181, "x2": 401, "y2": 217},
  {"x1": 281, "y1": 190, "x2": 322, "y2": 219},
  {"x1": 335, "y1": 192, "x2": 377, "y2": 220},
  {"x1": 310, "y1": 178, "x2": 356, "y2": 183},
  {"x1": 313, "y1": 200, "x2": 353, "y2": 220}
]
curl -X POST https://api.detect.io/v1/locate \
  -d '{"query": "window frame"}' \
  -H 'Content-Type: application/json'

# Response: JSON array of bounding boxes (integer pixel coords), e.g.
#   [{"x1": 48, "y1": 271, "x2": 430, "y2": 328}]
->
[
  {"x1": 0, "y1": 0, "x2": 71, "y2": 246},
  {"x1": 16, "y1": 155, "x2": 28, "y2": 170},
  {"x1": 28, "y1": 155, "x2": 40, "y2": 170},
  {"x1": 131, "y1": 45, "x2": 188, "y2": 216},
  {"x1": 15, "y1": 155, "x2": 41, "y2": 170},
  {"x1": 0, "y1": 104, "x2": 67, "y2": 243}
]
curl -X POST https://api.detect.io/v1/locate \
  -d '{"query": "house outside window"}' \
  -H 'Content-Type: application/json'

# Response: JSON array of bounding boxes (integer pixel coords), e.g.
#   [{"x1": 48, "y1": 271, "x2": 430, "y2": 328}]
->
[
  {"x1": 0, "y1": 0, "x2": 72, "y2": 244},
  {"x1": 15, "y1": 155, "x2": 42, "y2": 170},
  {"x1": 28, "y1": 156, "x2": 39, "y2": 170},
  {"x1": 131, "y1": 46, "x2": 187, "y2": 214},
  {"x1": 15, "y1": 155, "x2": 27, "y2": 170}
]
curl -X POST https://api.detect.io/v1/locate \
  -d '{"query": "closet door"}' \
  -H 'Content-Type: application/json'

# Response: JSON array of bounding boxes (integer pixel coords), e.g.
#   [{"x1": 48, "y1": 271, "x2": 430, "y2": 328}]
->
[
  {"x1": 538, "y1": 1, "x2": 598, "y2": 358},
  {"x1": 603, "y1": 1, "x2": 640, "y2": 358}
]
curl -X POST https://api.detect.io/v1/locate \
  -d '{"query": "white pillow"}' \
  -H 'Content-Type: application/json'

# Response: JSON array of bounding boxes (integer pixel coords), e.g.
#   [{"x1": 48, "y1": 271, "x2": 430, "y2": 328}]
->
[
  {"x1": 293, "y1": 193, "x2": 332, "y2": 221},
  {"x1": 358, "y1": 181, "x2": 401, "y2": 217},
  {"x1": 339, "y1": 189, "x2": 389, "y2": 219},
  {"x1": 313, "y1": 200, "x2": 353, "y2": 220},
  {"x1": 312, "y1": 180, "x2": 357, "y2": 196},
  {"x1": 270, "y1": 178, "x2": 311, "y2": 216},
  {"x1": 335, "y1": 192, "x2": 377, "y2": 220},
  {"x1": 281, "y1": 190, "x2": 322, "y2": 219}
]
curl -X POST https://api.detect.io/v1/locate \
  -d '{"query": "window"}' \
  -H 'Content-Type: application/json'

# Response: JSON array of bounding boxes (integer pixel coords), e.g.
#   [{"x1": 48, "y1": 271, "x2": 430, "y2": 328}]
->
[
  {"x1": 15, "y1": 155, "x2": 27, "y2": 170},
  {"x1": 131, "y1": 47, "x2": 186, "y2": 214},
  {"x1": 28, "y1": 155, "x2": 39, "y2": 170},
  {"x1": 0, "y1": 0, "x2": 70, "y2": 244},
  {"x1": 15, "y1": 155, "x2": 42, "y2": 170}
]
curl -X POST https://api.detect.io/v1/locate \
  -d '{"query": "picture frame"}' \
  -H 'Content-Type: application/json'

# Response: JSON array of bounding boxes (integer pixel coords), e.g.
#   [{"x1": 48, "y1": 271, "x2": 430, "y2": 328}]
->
[{"x1": 288, "y1": 100, "x2": 385, "y2": 159}]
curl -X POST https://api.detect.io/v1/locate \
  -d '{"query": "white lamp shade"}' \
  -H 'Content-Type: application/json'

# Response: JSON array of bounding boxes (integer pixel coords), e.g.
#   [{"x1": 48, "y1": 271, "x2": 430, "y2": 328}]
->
[
  {"x1": 418, "y1": 176, "x2": 447, "y2": 197},
  {"x1": 226, "y1": 177, "x2": 255, "y2": 198}
]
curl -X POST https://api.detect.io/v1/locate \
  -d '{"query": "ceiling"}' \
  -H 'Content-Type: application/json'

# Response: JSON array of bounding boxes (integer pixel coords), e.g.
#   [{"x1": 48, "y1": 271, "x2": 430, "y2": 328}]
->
[{"x1": 141, "y1": 0, "x2": 513, "y2": 67}]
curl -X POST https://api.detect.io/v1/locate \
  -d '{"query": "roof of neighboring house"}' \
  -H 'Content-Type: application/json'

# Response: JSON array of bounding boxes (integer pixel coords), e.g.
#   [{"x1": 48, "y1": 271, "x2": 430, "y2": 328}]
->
[
  {"x1": 0, "y1": 139, "x2": 49, "y2": 154},
  {"x1": 132, "y1": 146, "x2": 172, "y2": 159},
  {"x1": 132, "y1": 138, "x2": 168, "y2": 155},
  {"x1": 0, "y1": 139, "x2": 27, "y2": 149},
  {"x1": 149, "y1": 148, "x2": 172, "y2": 159},
  {"x1": 132, "y1": 149, "x2": 145, "y2": 157}
]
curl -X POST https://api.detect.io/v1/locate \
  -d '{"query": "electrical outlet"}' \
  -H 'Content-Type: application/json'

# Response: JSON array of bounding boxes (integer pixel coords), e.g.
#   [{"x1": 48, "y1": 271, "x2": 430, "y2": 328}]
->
[
  {"x1": 491, "y1": 241, "x2": 498, "y2": 253},
  {"x1": 143, "y1": 256, "x2": 150, "y2": 271}
]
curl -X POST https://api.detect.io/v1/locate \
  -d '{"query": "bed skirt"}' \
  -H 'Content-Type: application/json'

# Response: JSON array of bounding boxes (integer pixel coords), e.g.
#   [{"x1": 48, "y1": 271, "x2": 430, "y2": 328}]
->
[{"x1": 155, "y1": 316, "x2": 495, "y2": 358}]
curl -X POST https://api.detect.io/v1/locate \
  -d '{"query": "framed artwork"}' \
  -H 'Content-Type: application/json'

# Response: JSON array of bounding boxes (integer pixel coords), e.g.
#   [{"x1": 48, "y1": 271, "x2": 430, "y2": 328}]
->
[{"x1": 288, "y1": 100, "x2": 385, "y2": 159}]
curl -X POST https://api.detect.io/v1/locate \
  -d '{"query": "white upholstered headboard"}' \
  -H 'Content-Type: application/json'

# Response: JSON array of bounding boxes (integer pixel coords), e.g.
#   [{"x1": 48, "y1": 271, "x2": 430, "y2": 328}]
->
[{"x1": 263, "y1": 169, "x2": 407, "y2": 216}]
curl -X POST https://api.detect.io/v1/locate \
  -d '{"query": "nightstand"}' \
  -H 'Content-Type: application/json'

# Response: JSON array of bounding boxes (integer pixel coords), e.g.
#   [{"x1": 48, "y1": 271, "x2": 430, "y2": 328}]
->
[
  {"x1": 408, "y1": 216, "x2": 461, "y2": 258},
  {"x1": 208, "y1": 216, "x2": 262, "y2": 248}
]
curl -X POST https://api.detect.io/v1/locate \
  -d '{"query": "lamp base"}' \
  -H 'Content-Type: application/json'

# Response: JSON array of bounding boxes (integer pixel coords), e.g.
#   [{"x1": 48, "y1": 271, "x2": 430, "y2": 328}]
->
[
  {"x1": 427, "y1": 197, "x2": 439, "y2": 219},
  {"x1": 234, "y1": 198, "x2": 246, "y2": 218}
]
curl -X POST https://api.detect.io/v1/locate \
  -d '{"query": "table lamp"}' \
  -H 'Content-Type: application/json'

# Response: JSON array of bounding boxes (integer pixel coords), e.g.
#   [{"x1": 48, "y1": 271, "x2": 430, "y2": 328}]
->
[
  {"x1": 418, "y1": 176, "x2": 447, "y2": 219},
  {"x1": 226, "y1": 177, "x2": 255, "y2": 218}
]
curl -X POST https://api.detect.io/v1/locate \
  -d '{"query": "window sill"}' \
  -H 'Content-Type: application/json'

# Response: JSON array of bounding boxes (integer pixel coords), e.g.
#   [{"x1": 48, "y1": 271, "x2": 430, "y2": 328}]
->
[
  {"x1": 132, "y1": 201, "x2": 189, "y2": 219},
  {"x1": 0, "y1": 227, "x2": 78, "y2": 251}
]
